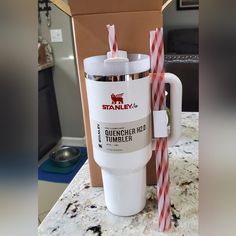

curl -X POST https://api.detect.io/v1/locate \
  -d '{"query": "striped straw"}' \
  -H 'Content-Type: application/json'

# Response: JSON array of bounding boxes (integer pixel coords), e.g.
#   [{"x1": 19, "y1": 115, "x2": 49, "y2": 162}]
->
[
  {"x1": 150, "y1": 28, "x2": 172, "y2": 232},
  {"x1": 106, "y1": 24, "x2": 118, "y2": 58}
]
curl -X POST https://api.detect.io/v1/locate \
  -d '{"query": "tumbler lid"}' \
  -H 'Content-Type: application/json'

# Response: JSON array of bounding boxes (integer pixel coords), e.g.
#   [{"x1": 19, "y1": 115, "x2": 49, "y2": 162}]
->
[{"x1": 84, "y1": 54, "x2": 150, "y2": 76}]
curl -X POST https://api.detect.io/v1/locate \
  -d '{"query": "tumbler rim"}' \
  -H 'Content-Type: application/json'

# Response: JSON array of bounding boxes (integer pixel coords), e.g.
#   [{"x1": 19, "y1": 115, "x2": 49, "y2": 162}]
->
[{"x1": 83, "y1": 54, "x2": 150, "y2": 76}]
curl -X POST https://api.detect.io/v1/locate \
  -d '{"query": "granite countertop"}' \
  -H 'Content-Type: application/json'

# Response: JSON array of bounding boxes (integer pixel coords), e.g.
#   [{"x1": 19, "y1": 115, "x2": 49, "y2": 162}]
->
[
  {"x1": 38, "y1": 112, "x2": 199, "y2": 236},
  {"x1": 38, "y1": 62, "x2": 54, "y2": 72},
  {"x1": 38, "y1": 38, "x2": 54, "y2": 72}
]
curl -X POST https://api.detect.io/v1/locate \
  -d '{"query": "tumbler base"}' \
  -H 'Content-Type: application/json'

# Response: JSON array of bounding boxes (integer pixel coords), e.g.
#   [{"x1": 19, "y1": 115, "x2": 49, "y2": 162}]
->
[{"x1": 102, "y1": 167, "x2": 147, "y2": 216}]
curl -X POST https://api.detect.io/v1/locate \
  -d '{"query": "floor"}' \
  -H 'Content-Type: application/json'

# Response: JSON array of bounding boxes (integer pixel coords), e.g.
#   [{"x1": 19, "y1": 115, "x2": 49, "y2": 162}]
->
[
  {"x1": 38, "y1": 181, "x2": 68, "y2": 224},
  {"x1": 38, "y1": 137, "x2": 86, "y2": 224}
]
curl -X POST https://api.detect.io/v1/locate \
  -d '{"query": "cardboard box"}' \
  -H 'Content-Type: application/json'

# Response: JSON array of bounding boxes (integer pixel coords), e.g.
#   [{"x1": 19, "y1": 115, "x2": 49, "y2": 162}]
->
[{"x1": 68, "y1": 0, "x2": 163, "y2": 186}]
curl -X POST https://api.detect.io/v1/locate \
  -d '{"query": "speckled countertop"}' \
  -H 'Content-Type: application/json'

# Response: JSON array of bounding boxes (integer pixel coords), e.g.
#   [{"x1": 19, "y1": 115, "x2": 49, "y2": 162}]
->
[
  {"x1": 38, "y1": 112, "x2": 199, "y2": 236},
  {"x1": 38, "y1": 62, "x2": 54, "y2": 72}
]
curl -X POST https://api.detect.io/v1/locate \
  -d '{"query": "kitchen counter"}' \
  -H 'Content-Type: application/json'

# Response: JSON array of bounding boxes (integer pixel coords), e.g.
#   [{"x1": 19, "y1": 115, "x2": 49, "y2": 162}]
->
[
  {"x1": 38, "y1": 62, "x2": 54, "y2": 72},
  {"x1": 38, "y1": 112, "x2": 199, "y2": 236}
]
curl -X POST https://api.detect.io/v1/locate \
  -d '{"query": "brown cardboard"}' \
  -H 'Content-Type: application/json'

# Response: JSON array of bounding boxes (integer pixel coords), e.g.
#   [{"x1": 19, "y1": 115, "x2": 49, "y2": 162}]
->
[
  {"x1": 69, "y1": 1, "x2": 163, "y2": 186},
  {"x1": 69, "y1": 0, "x2": 162, "y2": 16}
]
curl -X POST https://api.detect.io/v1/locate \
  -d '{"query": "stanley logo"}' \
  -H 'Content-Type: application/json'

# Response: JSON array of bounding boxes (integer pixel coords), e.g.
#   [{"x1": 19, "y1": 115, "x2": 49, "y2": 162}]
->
[
  {"x1": 102, "y1": 93, "x2": 138, "y2": 110},
  {"x1": 111, "y1": 93, "x2": 124, "y2": 104}
]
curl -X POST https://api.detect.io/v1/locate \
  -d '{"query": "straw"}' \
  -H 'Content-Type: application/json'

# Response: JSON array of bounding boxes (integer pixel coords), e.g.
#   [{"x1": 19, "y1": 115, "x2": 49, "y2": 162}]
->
[
  {"x1": 106, "y1": 24, "x2": 118, "y2": 58},
  {"x1": 150, "y1": 28, "x2": 172, "y2": 232}
]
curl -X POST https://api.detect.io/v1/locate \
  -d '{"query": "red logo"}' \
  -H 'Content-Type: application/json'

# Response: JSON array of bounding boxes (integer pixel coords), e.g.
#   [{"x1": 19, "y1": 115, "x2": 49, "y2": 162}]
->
[
  {"x1": 102, "y1": 93, "x2": 138, "y2": 110},
  {"x1": 111, "y1": 93, "x2": 124, "y2": 104}
]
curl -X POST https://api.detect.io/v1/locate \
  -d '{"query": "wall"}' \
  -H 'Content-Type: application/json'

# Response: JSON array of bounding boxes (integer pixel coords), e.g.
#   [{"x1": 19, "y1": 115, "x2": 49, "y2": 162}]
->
[
  {"x1": 38, "y1": 4, "x2": 85, "y2": 138},
  {"x1": 163, "y1": 1, "x2": 199, "y2": 31}
]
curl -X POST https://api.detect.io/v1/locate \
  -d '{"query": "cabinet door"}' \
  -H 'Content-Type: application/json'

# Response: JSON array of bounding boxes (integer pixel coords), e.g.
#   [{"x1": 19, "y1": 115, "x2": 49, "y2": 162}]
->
[{"x1": 38, "y1": 81, "x2": 61, "y2": 159}]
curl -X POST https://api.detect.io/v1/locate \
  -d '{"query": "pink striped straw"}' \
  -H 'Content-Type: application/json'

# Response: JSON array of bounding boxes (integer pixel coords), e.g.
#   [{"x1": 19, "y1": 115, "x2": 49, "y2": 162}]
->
[
  {"x1": 106, "y1": 24, "x2": 118, "y2": 58},
  {"x1": 150, "y1": 28, "x2": 172, "y2": 232}
]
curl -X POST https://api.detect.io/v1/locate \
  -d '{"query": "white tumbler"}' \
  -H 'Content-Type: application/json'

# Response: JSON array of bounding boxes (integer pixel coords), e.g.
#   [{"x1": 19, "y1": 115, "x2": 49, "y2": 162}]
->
[{"x1": 84, "y1": 53, "x2": 182, "y2": 216}]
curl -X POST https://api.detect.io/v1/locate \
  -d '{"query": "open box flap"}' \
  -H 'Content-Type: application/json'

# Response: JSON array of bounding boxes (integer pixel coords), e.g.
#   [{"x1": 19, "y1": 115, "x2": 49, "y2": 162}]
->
[{"x1": 68, "y1": 0, "x2": 163, "y2": 16}]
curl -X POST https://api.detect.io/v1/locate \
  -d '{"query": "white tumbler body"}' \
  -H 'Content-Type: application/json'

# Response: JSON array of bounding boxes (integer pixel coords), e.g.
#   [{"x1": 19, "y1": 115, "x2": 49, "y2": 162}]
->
[{"x1": 84, "y1": 54, "x2": 152, "y2": 216}]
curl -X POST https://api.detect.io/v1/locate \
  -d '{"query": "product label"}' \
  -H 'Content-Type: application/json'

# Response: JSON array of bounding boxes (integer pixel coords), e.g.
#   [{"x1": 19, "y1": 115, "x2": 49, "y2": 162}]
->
[
  {"x1": 91, "y1": 115, "x2": 151, "y2": 153},
  {"x1": 86, "y1": 76, "x2": 152, "y2": 153}
]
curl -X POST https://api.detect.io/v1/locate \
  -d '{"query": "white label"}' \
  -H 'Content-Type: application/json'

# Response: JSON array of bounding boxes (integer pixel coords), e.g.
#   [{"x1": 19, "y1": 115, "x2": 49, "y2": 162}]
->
[
  {"x1": 91, "y1": 115, "x2": 151, "y2": 153},
  {"x1": 86, "y1": 76, "x2": 152, "y2": 153},
  {"x1": 153, "y1": 110, "x2": 168, "y2": 137}
]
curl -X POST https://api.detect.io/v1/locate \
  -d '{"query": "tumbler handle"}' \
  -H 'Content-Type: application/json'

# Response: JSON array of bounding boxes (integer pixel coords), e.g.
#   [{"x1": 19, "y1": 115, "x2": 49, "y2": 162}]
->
[
  {"x1": 152, "y1": 73, "x2": 182, "y2": 148},
  {"x1": 165, "y1": 73, "x2": 182, "y2": 146}
]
